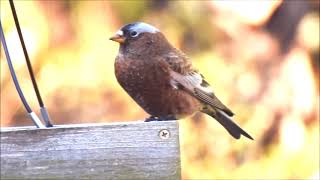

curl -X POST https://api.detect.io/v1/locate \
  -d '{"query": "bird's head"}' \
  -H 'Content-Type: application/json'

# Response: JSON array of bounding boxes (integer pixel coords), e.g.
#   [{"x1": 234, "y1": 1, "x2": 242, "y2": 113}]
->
[{"x1": 110, "y1": 22, "x2": 172, "y2": 56}]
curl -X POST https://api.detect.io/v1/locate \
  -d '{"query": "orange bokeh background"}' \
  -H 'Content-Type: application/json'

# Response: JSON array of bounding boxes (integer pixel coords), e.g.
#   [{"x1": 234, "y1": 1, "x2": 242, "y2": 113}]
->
[{"x1": 1, "y1": 1, "x2": 319, "y2": 179}]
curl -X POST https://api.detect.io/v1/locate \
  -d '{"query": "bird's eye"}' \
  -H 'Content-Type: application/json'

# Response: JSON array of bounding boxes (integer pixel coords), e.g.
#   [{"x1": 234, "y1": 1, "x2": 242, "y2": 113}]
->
[{"x1": 130, "y1": 31, "x2": 138, "y2": 37}]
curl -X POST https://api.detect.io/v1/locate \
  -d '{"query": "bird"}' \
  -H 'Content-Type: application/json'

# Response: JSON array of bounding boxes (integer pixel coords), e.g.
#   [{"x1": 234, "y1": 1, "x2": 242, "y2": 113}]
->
[{"x1": 110, "y1": 22, "x2": 253, "y2": 140}]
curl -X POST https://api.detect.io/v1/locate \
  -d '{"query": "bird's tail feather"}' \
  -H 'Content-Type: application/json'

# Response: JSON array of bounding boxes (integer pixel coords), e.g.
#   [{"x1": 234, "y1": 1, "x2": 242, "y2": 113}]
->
[{"x1": 207, "y1": 109, "x2": 253, "y2": 140}]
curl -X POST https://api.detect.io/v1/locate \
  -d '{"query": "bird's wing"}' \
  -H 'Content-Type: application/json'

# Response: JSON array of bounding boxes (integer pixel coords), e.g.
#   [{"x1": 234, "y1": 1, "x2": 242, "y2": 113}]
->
[{"x1": 159, "y1": 50, "x2": 234, "y2": 116}]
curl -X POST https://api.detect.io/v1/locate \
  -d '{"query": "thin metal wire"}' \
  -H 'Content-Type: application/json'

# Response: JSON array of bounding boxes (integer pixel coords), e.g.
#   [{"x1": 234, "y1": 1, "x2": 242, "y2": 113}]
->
[
  {"x1": 0, "y1": 22, "x2": 31, "y2": 113},
  {"x1": 1, "y1": 21, "x2": 44, "y2": 128},
  {"x1": 9, "y1": 0, "x2": 53, "y2": 127},
  {"x1": 9, "y1": 0, "x2": 44, "y2": 107}
]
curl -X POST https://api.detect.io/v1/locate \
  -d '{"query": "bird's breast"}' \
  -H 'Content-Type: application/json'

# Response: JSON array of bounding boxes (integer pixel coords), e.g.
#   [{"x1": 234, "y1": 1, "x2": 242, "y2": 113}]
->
[
  {"x1": 115, "y1": 57, "x2": 169, "y2": 100},
  {"x1": 115, "y1": 57, "x2": 154, "y2": 92},
  {"x1": 114, "y1": 56, "x2": 200, "y2": 117}
]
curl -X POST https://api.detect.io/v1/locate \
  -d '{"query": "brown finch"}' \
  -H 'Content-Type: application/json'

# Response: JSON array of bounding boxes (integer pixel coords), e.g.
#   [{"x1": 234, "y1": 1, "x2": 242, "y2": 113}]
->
[{"x1": 110, "y1": 22, "x2": 253, "y2": 140}]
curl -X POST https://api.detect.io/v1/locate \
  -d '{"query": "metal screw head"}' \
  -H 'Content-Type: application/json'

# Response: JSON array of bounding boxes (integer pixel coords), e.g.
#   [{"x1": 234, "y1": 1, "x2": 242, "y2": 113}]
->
[{"x1": 159, "y1": 129, "x2": 170, "y2": 139}]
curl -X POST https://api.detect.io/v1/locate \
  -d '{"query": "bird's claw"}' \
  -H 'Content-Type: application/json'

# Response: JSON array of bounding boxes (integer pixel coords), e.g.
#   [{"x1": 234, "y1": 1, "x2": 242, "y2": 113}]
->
[
  {"x1": 144, "y1": 115, "x2": 177, "y2": 122},
  {"x1": 145, "y1": 116, "x2": 159, "y2": 122}
]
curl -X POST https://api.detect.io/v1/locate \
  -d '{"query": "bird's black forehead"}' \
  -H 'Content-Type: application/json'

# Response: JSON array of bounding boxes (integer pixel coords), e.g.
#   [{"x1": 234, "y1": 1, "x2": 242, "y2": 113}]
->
[
  {"x1": 119, "y1": 22, "x2": 159, "y2": 34},
  {"x1": 120, "y1": 23, "x2": 139, "y2": 32}
]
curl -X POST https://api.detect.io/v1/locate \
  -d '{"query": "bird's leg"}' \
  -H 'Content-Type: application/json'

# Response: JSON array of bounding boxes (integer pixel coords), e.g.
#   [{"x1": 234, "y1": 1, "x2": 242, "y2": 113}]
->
[
  {"x1": 144, "y1": 115, "x2": 159, "y2": 122},
  {"x1": 145, "y1": 115, "x2": 177, "y2": 122}
]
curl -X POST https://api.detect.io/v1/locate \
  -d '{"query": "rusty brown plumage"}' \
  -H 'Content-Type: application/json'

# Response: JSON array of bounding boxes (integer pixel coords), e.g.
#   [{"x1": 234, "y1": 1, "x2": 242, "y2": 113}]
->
[{"x1": 110, "y1": 22, "x2": 253, "y2": 140}]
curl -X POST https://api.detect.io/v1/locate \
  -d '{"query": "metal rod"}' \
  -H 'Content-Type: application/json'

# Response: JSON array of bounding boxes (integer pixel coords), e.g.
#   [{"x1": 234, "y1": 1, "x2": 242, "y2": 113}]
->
[
  {"x1": 0, "y1": 21, "x2": 45, "y2": 128},
  {"x1": 9, "y1": 0, "x2": 44, "y2": 107},
  {"x1": 9, "y1": 0, "x2": 53, "y2": 127}
]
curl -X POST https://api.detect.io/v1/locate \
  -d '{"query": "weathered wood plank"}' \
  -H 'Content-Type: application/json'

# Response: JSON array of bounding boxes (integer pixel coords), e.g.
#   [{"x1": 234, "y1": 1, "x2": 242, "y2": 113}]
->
[{"x1": 0, "y1": 121, "x2": 181, "y2": 179}]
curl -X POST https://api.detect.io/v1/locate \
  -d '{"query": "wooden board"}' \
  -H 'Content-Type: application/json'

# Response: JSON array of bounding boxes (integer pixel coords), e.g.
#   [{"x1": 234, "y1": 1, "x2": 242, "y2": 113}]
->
[{"x1": 0, "y1": 121, "x2": 181, "y2": 179}]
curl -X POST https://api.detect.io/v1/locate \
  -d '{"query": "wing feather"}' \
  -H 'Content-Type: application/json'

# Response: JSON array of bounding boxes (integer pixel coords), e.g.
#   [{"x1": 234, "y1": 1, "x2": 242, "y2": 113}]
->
[{"x1": 161, "y1": 51, "x2": 234, "y2": 116}]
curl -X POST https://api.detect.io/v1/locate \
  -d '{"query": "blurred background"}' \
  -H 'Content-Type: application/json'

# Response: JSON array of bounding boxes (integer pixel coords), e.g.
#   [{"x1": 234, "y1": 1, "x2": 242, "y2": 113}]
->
[{"x1": 1, "y1": 0, "x2": 319, "y2": 179}]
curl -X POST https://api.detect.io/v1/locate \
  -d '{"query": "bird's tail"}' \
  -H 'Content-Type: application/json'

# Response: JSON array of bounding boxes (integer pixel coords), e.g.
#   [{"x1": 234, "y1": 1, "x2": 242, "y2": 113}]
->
[{"x1": 205, "y1": 109, "x2": 253, "y2": 140}]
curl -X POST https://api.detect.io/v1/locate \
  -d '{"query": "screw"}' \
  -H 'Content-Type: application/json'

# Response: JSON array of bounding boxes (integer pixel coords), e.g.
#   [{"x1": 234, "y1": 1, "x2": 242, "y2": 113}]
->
[{"x1": 159, "y1": 129, "x2": 170, "y2": 139}]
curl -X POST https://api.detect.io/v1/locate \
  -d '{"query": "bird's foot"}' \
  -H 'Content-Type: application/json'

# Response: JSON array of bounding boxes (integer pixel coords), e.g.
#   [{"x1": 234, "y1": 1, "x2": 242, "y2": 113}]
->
[
  {"x1": 145, "y1": 116, "x2": 159, "y2": 122},
  {"x1": 144, "y1": 115, "x2": 177, "y2": 122}
]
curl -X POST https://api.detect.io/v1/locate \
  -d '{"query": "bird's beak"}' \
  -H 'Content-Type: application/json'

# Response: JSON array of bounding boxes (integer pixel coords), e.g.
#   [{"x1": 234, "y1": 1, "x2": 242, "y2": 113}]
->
[{"x1": 109, "y1": 31, "x2": 125, "y2": 44}]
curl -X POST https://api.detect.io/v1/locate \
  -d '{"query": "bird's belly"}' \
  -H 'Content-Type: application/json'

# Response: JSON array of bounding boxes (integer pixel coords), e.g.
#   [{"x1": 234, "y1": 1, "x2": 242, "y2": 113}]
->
[
  {"x1": 134, "y1": 87, "x2": 200, "y2": 118},
  {"x1": 115, "y1": 60, "x2": 200, "y2": 118},
  {"x1": 136, "y1": 86, "x2": 200, "y2": 118}
]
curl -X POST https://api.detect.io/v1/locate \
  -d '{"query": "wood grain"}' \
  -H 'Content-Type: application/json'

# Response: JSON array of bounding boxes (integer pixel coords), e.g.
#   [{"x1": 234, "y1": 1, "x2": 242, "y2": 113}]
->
[{"x1": 0, "y1": 121, "x2": 181, "y2": 179}]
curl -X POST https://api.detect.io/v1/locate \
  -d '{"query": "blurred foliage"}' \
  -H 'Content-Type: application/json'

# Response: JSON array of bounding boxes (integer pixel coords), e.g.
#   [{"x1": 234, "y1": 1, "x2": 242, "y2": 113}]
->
[{"x1": 0, "y1": 1, "x2": 319, "y2": 179}]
